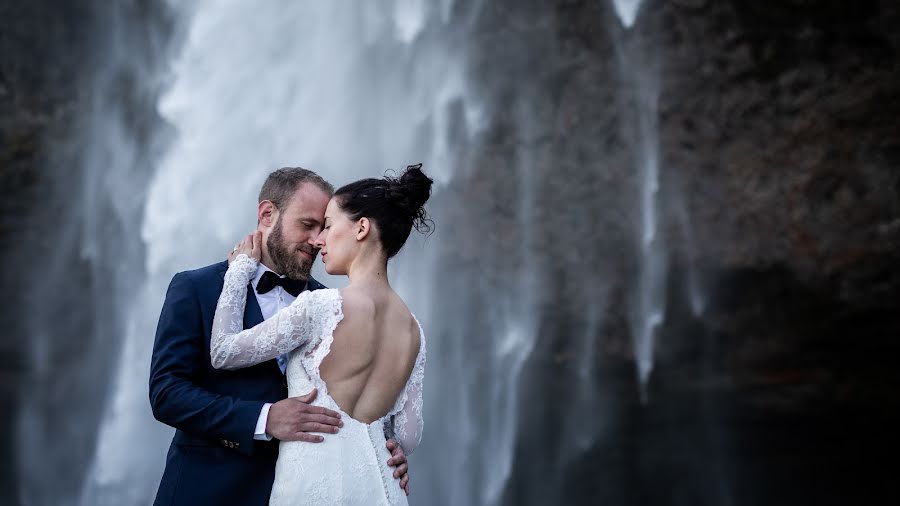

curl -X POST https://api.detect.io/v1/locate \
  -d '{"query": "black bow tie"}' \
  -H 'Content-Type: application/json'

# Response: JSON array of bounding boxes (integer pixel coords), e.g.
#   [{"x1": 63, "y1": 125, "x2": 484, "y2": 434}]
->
[{"x1": 256, "y1": 271, "x2": 306, "y2": 297}]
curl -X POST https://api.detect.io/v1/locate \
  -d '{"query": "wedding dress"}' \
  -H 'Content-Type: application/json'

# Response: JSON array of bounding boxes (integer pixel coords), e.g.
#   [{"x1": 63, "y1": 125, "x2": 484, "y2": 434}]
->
[{"x1": 210, "y1": 254, "x2": 425, "y2": 505}]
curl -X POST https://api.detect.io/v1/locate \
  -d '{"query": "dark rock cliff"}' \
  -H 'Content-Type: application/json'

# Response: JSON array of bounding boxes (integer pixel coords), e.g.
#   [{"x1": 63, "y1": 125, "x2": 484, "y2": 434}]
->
[
  {"x1": 432, "y1": 0, "x2": 900, "y2": 504},
  {"x1": 1, "y1": 2, "x2": 95, "y2": 501},
  {"x1": 1, "y1": 1, "x2": 176, "y2": 504}
]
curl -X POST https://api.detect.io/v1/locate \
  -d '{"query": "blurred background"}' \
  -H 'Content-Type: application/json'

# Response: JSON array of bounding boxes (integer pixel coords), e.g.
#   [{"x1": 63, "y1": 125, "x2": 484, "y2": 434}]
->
[{"x1": 2, "y1": 0, "x2": 899, "y2": 505}]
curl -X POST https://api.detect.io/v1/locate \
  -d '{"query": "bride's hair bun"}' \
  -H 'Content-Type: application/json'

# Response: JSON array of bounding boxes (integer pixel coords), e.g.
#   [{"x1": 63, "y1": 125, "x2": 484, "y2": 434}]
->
[
  {"x1": 388, "y1": 164, "x2": 433, "y2": 233},
  {"x1": 334, "y1": 163, "x2": 434, "y2": 258}
]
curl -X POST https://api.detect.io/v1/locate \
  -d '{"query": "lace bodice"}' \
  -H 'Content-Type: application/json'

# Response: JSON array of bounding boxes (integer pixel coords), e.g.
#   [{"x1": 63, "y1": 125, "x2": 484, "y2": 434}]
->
[{"x1": 210, "y1": 254, "x2": 425, "y2": 454}]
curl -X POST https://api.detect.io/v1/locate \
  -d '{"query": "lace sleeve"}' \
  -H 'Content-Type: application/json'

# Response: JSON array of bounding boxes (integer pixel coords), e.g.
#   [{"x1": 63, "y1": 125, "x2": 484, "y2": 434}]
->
[
  {"x1": 210, "y1": 254, "x2": 341, "y2": 370},
  {"x1": 394, "y1": 329, "x2": 426, "y2": 455}
]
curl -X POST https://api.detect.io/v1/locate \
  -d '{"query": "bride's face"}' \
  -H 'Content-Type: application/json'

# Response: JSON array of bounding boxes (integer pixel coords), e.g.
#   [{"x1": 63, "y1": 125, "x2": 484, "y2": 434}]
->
[{"x1": 315, "y1": 198, "x2": 358, "y2": 275}]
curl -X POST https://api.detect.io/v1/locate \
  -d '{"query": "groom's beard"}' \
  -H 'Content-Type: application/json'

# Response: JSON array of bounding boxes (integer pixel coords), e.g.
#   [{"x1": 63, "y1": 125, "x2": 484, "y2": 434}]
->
[{"x1": 268, "y1": 217, "x2": 317, "y2": 281}]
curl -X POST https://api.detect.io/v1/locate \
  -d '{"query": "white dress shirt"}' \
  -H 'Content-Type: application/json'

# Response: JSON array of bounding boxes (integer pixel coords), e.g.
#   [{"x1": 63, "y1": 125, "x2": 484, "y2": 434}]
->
[{"x1": 251, "y1": 262, "x2": 301, "y2": 441}]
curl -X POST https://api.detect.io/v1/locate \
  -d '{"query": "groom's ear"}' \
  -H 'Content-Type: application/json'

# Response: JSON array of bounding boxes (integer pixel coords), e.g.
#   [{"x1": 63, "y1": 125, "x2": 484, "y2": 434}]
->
[
  {"x1": 356, "y1": 217, "x2": 370, "y2": 241},
  {"x1": 258, "y1": 200, "x2": 277, "y2": 227}
]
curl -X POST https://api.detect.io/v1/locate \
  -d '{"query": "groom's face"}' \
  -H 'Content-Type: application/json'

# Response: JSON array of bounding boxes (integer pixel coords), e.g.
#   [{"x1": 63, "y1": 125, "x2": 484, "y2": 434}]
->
[{"x1": 264, "y1": 183, "x2": 331, "y2": 280}]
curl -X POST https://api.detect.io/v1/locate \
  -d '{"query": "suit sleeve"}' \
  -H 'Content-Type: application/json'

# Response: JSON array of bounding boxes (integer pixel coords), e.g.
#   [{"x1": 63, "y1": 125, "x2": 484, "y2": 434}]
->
[{"x1": 149, "y1": 271, "x2": 264, "y2": 455}]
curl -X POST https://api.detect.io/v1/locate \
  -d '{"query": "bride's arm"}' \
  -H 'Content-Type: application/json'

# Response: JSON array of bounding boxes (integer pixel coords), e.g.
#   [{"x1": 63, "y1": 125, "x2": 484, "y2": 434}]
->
[
  {"x1": 394, "y1": 337, "x2": 426, "y2": 455},
  {"x1": 210, "y1": 254, "x2": 322, "y2": 370}
]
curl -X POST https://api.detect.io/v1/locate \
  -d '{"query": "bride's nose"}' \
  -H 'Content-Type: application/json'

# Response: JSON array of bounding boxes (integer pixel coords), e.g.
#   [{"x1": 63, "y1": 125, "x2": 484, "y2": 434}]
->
[{"x1": 313, "y1": 230, "x2": 326, "y2": 248}]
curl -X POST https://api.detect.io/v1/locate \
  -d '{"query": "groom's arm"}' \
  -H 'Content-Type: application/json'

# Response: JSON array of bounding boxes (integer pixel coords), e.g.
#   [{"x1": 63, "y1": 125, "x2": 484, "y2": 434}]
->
[{"x1": 149, "y1": 271, "x2": 264, "y2": 456}]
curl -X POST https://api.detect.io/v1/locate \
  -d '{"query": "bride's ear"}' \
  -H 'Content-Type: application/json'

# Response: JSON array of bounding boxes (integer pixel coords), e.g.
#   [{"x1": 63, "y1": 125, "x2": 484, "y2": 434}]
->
[
  {"x1": 258, "y1": 200, "x2": 277, "y2": 227},
  {"x1": 356, "y1": 217, "x2": 371, "y2": 241}
]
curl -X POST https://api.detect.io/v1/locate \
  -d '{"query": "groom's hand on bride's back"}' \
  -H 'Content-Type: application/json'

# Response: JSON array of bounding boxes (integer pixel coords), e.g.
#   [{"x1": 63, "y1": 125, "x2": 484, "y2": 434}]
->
[
  {"x1": 266, "y1": 388, "x2": 344, "y2": 442},
  {"x1": 386, "y1": 440, "x2": 410, "y2": 496}
]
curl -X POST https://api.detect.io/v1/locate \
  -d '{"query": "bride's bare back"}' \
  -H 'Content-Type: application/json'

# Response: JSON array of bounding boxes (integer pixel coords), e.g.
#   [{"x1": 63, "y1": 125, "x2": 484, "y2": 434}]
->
[{"x1": 321, "y1": 286, "x2": 421, "y2": 423}]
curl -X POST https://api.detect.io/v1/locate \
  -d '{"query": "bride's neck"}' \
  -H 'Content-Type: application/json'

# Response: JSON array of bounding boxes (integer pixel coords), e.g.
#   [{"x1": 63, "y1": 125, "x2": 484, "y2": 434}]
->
[{"x1": 346, "y1": 248, "x2": 390, "y2": 289}]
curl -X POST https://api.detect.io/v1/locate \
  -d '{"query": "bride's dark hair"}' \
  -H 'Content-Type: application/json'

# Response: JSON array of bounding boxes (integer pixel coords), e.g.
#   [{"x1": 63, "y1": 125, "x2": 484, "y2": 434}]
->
[{"x1": 333, "y1": 163, "x2": 433, "y2": 258}]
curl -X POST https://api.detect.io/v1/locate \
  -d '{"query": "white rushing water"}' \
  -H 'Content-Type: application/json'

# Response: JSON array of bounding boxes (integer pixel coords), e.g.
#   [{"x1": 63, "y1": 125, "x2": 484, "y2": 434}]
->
[
  {"x1": 17, "y1": 1, "x2": 725, "y2": 504},
  {"x1": 632, "y1": 70, "x2": 664, "y2": 402},
  {"x1": 612, "y1": 0, "x2": 643, "y2": 28},
  {"x1": 79, "y1": 1, "x2": 493, "y2": 504},
  {"x1": 15, "y1": 3, "x2": 172, "y2": 505},
  {"x1": 609, "y1": 0, "x2": 665, "y2": 401}
]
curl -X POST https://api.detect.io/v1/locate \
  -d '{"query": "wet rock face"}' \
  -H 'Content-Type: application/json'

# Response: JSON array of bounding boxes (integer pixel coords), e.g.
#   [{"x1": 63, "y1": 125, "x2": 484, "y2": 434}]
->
[
  {"x1": 0, "y1": 0, "x2": 89, "y2": 265},
  {"x1": 1, "y1": 1, "x2": 95, "y2": 501},
  {"x1": 661, "y1": 0, "x2": 900, "y2": 291},
  {"x1": 1, "y1": 2, "x2": 176, "y2": 504},
  {"x1": 439, "y1": 0, "x2": 900, "y2": 504}
]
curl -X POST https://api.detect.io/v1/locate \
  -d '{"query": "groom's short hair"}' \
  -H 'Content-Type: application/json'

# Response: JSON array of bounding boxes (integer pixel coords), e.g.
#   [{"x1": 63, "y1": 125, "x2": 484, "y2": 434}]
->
[{"x1": 259, "y1": 167, "x2": 334, "y2": 210}]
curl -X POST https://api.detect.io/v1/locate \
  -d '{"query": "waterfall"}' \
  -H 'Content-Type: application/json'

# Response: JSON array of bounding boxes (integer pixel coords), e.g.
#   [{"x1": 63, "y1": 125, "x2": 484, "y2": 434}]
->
[
  {"x1": 34, "y1": 1, "x2": 666, "y2": 504},
  {"x1": 78, "y1": 1, "x2": 485, "y2": 504},
  {"x1": 609, "y1": 0, "x2": 665, "y2": 401},
  {"x1": 611, "y1": 0, "x2": 643, "y2": 28},
  {"x1": 14, "y1": 1, "x2": 890, "y2": 505},
  {"x1": 14, "y1": 3, "x2": 175, "y2": 505},
  {"x1": 632, "y1": 66, "x2": 664, "y2": 402}
]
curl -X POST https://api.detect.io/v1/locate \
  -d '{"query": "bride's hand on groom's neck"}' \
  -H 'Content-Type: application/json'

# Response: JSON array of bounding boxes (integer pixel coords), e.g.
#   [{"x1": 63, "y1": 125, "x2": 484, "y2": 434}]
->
[{"x1": 227, "y1": 230, "x2": 263, "y2": 264}]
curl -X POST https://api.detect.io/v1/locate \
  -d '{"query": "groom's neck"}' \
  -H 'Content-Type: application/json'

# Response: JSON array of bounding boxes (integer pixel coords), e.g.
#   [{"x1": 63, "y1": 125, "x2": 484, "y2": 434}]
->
[
  {"x1": 260, "y1": 249, "x2": 278, "y2": 274},
  {"x1": 261, "y1": 260, "x2": 280, "y2": 275}
]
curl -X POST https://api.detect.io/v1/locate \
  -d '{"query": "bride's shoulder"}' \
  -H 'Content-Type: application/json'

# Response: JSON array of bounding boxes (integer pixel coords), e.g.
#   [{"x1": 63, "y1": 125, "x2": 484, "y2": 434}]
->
[
  {"x1": 301, "y1": 287, "x2": 341, "y2": 305},
  {"x1": 389, "y1": 293, "x2": 421, "y2": 332},
  {"x1": 335, "y1": 287, "x2": 375, "y2": 318}
]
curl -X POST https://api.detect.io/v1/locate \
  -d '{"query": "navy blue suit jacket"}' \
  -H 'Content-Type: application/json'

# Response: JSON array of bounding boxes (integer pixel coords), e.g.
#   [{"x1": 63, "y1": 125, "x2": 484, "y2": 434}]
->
[{"x1": 149, "y1": 260, "x2": 325, "y2": 506}]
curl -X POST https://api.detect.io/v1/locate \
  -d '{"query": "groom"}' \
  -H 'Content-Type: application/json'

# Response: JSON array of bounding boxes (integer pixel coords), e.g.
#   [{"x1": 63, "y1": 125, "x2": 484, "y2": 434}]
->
[{"x1": 150, "y1": 167, "x2": 410, "y2": 505}]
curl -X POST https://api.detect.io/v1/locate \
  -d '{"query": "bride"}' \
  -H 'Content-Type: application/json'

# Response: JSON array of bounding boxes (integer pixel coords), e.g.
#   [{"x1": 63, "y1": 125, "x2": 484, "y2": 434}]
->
[{"x1": 209, "y1": 165, "x2": 431, "y2": 505}]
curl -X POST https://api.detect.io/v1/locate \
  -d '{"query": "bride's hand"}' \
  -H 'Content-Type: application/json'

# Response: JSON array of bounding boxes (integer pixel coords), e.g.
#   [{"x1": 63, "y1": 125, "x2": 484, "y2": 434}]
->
[{"x1": 227, "y1": 231, "x2": 262, "y2": 264}]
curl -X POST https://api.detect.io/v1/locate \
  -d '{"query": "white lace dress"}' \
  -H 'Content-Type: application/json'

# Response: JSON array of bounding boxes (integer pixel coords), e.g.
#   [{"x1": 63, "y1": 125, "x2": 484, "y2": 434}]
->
[{"x1": 210, "y1": 254, "x2": 425, "y2": 505}]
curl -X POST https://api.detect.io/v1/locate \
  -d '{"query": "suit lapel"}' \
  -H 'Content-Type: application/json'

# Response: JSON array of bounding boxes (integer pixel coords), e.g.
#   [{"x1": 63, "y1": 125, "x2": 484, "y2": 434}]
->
[
  {"x1": 243, "y1": 284, "x2": 264, "y2": 329},
  {"x1": 306, "y1": 276, "x2": 326, "y2": 291},
  {"x1": 215, "y1": 261, "x2": 265, "y2": 329}
]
